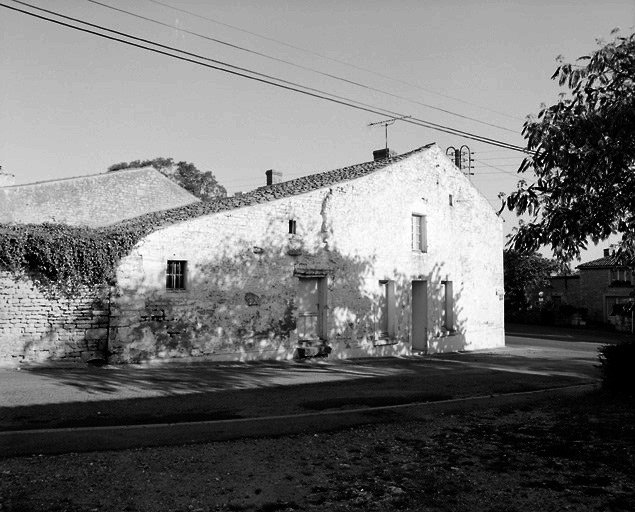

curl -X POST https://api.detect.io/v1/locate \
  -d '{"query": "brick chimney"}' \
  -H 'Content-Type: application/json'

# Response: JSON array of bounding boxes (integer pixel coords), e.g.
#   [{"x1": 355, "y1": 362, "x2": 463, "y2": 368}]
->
[
  {"x1": 603, "y1": 248, "x2": 611, "y2": 257},
  {"x1": 373, "y1": 148, "x2": 397, "y2": 161},
  {"x1": 0, "y1": 167, "x2": 15, "y2": 187},
  {"x1": 265, "y1": 169, "x2": 282, "y2": 186}
]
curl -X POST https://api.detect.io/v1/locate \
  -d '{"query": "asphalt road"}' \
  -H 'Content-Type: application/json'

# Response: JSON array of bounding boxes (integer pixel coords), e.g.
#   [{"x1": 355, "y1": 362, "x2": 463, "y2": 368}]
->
[{"x1": 0, "y1": 323, "x2": 621, "y2": 457}]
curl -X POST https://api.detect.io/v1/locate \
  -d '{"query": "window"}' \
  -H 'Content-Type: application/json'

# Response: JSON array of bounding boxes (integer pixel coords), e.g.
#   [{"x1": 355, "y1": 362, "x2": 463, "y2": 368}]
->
[
  {"x1": 411, "y1": 214, "x2": 427, "y2": 252},
  {"x1": 441, "y1": 281, "x2": 454, "y2": 331},
  {"x1": 377, "y1": 280, "x2": 396, "y2": 341},
  {"x1": 289, "y1": 219, "x2": 297, "y2": 234},
  {"x1": 166, "y1": 260, "x2": 187, "y2": 290},
  {"x1": 610, "y1": 268, "x2": 631, "y2": 285}
]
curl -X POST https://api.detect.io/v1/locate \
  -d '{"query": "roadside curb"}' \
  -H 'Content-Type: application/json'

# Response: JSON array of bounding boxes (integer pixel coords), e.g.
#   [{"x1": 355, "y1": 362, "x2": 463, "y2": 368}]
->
[{"x1": 0, "y1": 383, "x2": 597, "y2": 458}]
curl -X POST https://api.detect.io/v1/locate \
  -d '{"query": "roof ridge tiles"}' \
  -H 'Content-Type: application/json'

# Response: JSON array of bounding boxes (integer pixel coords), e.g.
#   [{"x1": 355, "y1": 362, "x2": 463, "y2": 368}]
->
[
  {"x1": 114, "y1": 143, "x2": 436, "y2": 231},
  {"x1": 2, "y1": 166, "x2": 159, "y2": 189}
]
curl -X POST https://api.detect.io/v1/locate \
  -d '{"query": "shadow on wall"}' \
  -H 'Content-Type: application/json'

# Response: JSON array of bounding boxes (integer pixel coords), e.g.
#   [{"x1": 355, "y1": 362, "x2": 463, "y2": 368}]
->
[
  {"x1": 7, "y1": 233, "x2": 471, "y2": 364},
  {"x1": 0, "y1": 273, "x2": 110, "y2": 365},
  {"x1": 111, "y1": 233, "x2": 374, "y2": 363},
  {"x1": 108, "y1": 231, "x2": 469, "y2": 363}
]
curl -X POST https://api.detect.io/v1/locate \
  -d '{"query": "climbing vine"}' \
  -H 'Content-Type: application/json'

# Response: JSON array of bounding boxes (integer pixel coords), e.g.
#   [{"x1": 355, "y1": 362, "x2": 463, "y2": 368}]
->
[
  {"x1": 0, "y1": 189, "x2": 269, "y2": 294},
  {"x1": 0, "y1": 154, "x2": 393, "y2": 294},
  {"x1": 0, "y1": 223, "x2": 142, "y2": 294}
]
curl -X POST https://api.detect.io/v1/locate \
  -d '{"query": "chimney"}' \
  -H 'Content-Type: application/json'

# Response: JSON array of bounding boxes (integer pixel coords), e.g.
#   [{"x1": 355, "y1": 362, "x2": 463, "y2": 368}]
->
[
  {"x1": 373, "y1": 148, "x2": 397, "y2": 161},
  {"x1": 265, "y1": 169, "x2": 282, "y2": 186},
  {"x1": 0, "y1": 166, "x2": 15, "y2": 187},
  {"x1": 603, "y1": 248, "x2": 610, "y2": 257}
]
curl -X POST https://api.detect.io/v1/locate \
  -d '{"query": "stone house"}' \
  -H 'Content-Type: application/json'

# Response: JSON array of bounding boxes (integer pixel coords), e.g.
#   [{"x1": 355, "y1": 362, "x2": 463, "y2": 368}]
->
[
  {"x1": 0, "y1": 144, "x2": 505, "y2": 364},
  {"x1": 542, "y1": 248, "x2": 634, "y2": 330},
  {"x1": 575, "y1": 249, "x2": 634, "y2": 330}
]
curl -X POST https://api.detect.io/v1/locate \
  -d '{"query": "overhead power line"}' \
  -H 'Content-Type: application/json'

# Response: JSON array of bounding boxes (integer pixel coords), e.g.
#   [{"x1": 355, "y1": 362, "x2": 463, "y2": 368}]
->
[
  {"x1": 146, "y1": 0, "x2": 524, "y2": 122},
  {"x1": 474, "y1": 158, "x2": 526, "y2": 178},
  {"x1": 86, "y1": 0, "x2": 517, "y2": 134},
  {"x1": 2, "y1": 1, "x2": 529, "y2": 154}
]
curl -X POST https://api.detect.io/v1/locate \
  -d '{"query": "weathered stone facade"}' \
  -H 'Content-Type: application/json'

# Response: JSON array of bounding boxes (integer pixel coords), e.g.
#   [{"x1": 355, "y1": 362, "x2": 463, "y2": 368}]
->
[
  {"x1": 0, "y1": 144, "x2": 505, "y2": 364},
  {"x1": 0, "y1": 272, "x2": 109, "y2": 364},
  {"x1": 108, "y1": 144, "x2": 504, "y2": 363}
]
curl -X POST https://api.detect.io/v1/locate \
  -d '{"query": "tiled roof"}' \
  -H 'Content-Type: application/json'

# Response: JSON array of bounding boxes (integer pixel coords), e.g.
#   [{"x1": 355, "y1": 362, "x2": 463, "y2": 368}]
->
[
  {"x1": 577, "y1": 255, "x2": 632, "y2": 269},
  {"x1": 0, "y1": 168, "x2": 199, "y2": 227},
  {"x1": 116, "y1": 144, "x2": 436, "y2": 228}
]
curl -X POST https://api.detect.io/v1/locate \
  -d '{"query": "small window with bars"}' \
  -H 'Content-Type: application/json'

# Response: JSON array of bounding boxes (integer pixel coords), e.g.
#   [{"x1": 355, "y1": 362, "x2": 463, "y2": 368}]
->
[{"x1": 166, "y1": 260, "x2": 187, "y2": 290}]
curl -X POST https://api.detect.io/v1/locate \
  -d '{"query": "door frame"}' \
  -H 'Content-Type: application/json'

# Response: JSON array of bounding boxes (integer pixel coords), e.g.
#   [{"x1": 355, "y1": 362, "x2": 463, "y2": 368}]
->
[{"x1": 411, "y1": 280, "x2": 428, "y2": 351}]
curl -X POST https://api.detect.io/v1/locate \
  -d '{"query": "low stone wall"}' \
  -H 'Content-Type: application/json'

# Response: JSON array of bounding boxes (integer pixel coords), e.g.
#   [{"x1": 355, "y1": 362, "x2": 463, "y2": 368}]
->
[{"x1": 0, "y1": 271, "x2": 110, "y2": 365}]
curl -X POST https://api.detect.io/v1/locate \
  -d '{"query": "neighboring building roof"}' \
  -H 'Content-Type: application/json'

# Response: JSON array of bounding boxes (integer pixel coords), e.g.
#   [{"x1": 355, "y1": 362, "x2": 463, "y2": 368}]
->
[
  {"x1": 0, "y1": 168, "x2": 199, "y2": 227},
  {"x1": 117, "y1": 143, "x2": 438, "y2": 229},
  {"x1": 577, "y1": 255, "x2": 630, "y2": 269}
]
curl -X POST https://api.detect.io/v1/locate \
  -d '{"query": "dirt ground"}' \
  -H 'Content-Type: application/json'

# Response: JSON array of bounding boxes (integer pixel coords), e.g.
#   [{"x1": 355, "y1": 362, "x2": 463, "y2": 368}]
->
[{"x1": 1, "y1": 389, "x2": 633, "y2": 512}]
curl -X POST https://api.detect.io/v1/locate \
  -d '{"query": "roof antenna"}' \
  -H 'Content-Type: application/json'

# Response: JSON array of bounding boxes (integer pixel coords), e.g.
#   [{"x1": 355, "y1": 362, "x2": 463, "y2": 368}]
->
[{"x1": 368, "y1": 115, "x2": 411, "y2": 150}]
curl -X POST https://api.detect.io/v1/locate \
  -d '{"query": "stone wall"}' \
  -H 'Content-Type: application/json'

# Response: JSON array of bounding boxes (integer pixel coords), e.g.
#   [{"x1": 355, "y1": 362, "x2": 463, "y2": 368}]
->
[
  {"x1": 0, "y1": 272, "x2": 109, "y2": 365},
  {"x1": 547, "y1": 276, "x2": 581, "y2": 305},
  {"x1": 578, "y1": 267, "x2": 635, "y2": 325},
  {"x1": 109, "y1": 145, "x2": 504, "y2": 363},
  {"x1": 578, "y1": 268, "x2": 612, "y2": 321}
]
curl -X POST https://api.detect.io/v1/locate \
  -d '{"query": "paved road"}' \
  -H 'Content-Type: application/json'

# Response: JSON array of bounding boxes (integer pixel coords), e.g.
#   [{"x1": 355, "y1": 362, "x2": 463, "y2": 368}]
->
[{"x1": 0, "y1": 323, "x2": 617, "y2": 456}]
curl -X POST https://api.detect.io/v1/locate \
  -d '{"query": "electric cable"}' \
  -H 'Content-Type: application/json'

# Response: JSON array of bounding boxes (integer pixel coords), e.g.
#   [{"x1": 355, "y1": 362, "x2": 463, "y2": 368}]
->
[
  {"x1": 86, "y1": 0, "x2": 518, "y2": 134},
  {"x1": 146, "y1": 0, "x2": 524, "y2": 122},
  {"x1": 2, "y1": 1, "x2": 529, "y2": 153}
]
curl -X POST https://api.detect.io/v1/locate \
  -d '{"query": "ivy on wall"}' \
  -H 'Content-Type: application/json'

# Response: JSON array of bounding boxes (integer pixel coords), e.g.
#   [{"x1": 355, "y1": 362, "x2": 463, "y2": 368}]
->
[
  {"x1": 0, "y1": 224, "x2": 140, "y2": 293},
  {"x1": 0, "y1": 150, "x2": 406, "y2": 294},
  {"x1": 0, "y1": 188, "x2": 280, "y2": 293}
]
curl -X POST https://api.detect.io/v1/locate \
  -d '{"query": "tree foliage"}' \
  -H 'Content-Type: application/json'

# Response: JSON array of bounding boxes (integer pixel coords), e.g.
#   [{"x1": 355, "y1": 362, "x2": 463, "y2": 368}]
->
[
  {"x1": 502, "y1": 30, "x2": 635, "y2": 262},
  {"x1": 504, "y1": 249, "x2": 558, "y2": 313},
  {"x1": 108, "y1": 157, "x2": 227, "y2": 201}
]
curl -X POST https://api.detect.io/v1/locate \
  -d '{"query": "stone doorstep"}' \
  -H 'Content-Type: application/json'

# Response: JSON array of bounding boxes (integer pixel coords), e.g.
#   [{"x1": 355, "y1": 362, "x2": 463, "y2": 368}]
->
[{"x1": 296, "y1": 340, "x2": 332, "y2": 359}]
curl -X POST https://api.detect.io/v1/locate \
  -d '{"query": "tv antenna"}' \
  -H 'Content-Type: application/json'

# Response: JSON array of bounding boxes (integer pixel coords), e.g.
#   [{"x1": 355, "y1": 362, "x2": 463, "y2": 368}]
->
[{"x1": 368, "y1": 115, "x2": 411, "y2": 150}]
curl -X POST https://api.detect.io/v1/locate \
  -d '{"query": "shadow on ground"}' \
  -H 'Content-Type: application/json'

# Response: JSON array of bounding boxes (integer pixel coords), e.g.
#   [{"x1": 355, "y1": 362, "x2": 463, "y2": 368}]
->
[
  {"x1": 506, "y1": 322, "x2": 632, "y2": 344},
  {"x1": 1, "y1": 353, "x2": 599, "y2": 432}
]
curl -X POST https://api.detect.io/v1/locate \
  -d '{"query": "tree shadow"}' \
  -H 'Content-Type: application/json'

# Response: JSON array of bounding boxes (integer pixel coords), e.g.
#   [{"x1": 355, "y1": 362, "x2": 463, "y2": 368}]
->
[{"x1": 107, "y1": 227, "x2": 472, "y2": 364}]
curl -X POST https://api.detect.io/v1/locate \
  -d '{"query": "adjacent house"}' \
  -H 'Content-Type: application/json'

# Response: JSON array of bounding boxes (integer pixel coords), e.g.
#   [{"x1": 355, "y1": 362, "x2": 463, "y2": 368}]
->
[
  {"x1": 576, "y1": 249, "x2": 634, "y2": 330},
  {"x1": 0, "y1": 167, "x2": 199, "y2": 226},
  {"x1": 1, "y1": 143, "x2": 505, "y2": 364},
  {"x1": 542, "y1": 248, "x2": 634, "y2": 331}
]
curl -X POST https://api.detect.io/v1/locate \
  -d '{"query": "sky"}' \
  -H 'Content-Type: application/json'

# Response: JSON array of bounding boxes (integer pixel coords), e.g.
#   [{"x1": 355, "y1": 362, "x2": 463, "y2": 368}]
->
[{"x1": 1, "y1": 0, "x2": 634, "y2": 262}]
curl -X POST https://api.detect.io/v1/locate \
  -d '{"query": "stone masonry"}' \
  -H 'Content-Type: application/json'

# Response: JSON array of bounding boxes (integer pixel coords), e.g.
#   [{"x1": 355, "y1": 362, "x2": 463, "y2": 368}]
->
[
  {"x1": 0, "y1": 272, "x2": 109, "y2": 364},
  {"x1": 109, "y1": 144, "x2": 504, "y2": 363},
  {"x1": 0, "y1": 144, "x2": 505, "y2": 364}
]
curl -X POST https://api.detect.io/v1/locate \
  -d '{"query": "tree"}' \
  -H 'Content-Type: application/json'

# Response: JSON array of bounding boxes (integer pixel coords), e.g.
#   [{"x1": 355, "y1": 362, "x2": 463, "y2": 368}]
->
[
  {"x1": 503, "y1": 249, "x2": 558, "y2": 314},
  {"x1": 501, "y1": 30, "x2": 635, "y2": 263},
  {"x1": 108, "y1": 158, "x2": 227, "y2": 201}
]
